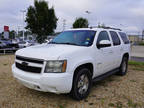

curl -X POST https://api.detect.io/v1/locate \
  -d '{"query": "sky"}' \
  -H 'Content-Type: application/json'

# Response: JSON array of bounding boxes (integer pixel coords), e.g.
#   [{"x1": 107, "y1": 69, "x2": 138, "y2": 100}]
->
[{"x1": 0, "y1": 0, "x2": 144, "y2": 34}]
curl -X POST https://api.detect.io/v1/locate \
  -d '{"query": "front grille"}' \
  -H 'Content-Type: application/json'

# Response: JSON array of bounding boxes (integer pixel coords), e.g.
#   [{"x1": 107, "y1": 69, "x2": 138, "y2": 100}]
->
[
  {"x1": 16, "y1": 62, "x2": 42, "y2": 73},
  {"x1": 16, "y1": 55, "x2": 43, "y2": 64}
]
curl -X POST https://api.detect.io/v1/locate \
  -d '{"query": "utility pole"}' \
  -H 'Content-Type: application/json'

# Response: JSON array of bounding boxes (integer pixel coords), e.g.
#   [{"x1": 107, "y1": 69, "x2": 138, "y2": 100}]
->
[
  {"x1": 20, "y1": 10, "x2": 26, "y2": 41},
  {"x1": 85, "y1": 11, "x2": 91, "y2": 27},
  {"x1": 17, "y1": 26, "x2": 21, "y2": 38},
  {"x1": 63, "y1": 19, "x2": 66, "y2": 31}
]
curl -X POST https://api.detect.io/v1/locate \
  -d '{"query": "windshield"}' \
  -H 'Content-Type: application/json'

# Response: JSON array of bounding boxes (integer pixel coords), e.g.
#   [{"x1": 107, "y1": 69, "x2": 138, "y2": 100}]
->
[{"x1": 49, "y1": 30, "x2": 96, "y2": 46}]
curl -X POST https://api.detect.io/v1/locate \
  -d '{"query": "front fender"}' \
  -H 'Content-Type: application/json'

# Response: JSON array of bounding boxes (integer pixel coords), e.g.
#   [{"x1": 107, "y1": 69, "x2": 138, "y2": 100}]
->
[{"x1": 70, "y1": 58, "x2": 94, "y2": 75}]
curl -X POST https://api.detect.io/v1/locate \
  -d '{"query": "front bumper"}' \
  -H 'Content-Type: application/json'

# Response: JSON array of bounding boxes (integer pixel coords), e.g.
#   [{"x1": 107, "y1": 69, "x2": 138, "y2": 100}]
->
[{"x1": 12, "y1": 64, "x2": 73, "y2": 94}]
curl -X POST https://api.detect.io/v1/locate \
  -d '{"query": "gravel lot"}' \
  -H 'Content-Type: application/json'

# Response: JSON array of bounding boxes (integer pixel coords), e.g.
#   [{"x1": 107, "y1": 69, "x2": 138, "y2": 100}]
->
[{"x1": 0, "y1": 55, "x2": 144, "y2": 108}]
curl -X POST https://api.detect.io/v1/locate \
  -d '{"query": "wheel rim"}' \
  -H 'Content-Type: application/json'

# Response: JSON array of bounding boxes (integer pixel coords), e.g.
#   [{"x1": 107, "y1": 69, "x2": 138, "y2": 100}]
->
[
  {"x1": 77, "y1": 74, "x2": 89, "y2": 95},
  {"x1": 122, "y1": 60, "x2": 127, "y2": 73}
]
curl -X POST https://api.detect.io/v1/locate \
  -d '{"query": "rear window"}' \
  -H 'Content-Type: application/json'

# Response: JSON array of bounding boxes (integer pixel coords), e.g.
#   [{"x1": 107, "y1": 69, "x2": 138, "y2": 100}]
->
[{"x1": 119, "y1": 32, "x2": 130, "y2": 44}]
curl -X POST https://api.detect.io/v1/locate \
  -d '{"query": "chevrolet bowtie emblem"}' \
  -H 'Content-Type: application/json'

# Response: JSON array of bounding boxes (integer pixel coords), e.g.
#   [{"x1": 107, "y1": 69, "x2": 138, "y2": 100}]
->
[{"x1": 22, "y1": 62, "x2": 28, "y2": 66}]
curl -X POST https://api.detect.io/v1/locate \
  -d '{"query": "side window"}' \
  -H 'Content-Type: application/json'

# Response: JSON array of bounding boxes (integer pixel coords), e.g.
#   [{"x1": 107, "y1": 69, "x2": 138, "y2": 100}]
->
[
  {"x1": 96, "y1": 31, "x2": 111, "y2": 48},
  {"x1": 119, "y1": 32, "x2": 130, "y2": 44},
  {"x1": 110, "y1": 31, "x2": 121, "y2": 46},
  {"x1": 97, "y1": 31, "x2": 110, "y2": 44}
]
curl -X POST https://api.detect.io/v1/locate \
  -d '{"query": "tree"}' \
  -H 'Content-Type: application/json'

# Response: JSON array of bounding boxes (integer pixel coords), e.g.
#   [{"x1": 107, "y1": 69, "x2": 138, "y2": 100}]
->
[
  {"x1": 25, "y1": 0, "x2": 58, "y2": 43},
  {"x1": 9, "y1": 30, "x2": 16, "y2": 39},
  {"x1": 73, "y1": 17, "x2": 89, "y2": 28}
]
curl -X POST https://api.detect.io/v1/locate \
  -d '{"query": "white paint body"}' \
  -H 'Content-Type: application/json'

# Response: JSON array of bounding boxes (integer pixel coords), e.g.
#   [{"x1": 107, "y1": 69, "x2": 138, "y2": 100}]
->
[{"x1": 12, "y1": 28, "x2": 131, "y2": 94}]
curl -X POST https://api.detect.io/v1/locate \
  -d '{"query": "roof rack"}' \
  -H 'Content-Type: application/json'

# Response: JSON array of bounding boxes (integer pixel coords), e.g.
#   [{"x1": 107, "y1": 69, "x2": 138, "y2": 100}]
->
[{"x1": 89, "y1": 26, "x2": 122, "y2": 31}]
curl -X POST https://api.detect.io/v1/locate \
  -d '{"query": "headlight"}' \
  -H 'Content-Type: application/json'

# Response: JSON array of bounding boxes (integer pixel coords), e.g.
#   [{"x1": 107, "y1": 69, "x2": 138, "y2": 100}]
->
[{"x1": 44, "y1": 60, "x2": 67, "y2": 73}]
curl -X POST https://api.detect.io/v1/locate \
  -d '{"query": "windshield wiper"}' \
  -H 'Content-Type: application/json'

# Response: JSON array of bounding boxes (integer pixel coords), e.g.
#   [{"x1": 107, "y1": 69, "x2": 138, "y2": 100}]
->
[
  {"x1": 48, "y1": 42, "x2": 59, "y2": 44},
  {"x1": 57, "y1": 42, "x2": 80, "y2": 46},
  {"x1": 49, "y1": 42, "x2": 81, "y2": 46}
]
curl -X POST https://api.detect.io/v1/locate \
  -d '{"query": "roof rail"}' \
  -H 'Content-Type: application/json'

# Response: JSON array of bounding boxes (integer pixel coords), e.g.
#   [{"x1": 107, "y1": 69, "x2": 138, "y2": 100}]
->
[{"x1": 89, "y1": 26, "x2": 122, "y2": 31}]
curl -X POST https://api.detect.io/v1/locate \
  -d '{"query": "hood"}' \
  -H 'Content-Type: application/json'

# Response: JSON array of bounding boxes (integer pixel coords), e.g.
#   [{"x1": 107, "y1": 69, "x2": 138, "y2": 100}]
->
[{"x1": 16, "y1": 44, "x2": 85, "y2": 60}]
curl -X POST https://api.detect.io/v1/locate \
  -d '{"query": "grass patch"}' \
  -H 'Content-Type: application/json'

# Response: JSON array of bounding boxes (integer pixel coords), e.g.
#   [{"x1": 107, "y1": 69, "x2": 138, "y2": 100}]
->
[
  {"x1": 108, "y1": 101, "x2": 123, "y2": 108},
  {"x1": 128, "y1": 61, "x2": 144, "y2": 71},
  {"x1": 0, "y1": 54, "x2": 14, "y2": 56},
  {"x1": 127, "y1": 99, "x2": 138, "y2": 108},
  {"x1": 139, "y1": 42, "x2": 144, "y2": 46},
  {"x1": 59, "y1": 105, "x2": 65, "y2": 108},
  {"x1": 128, "y1": 61, "x2": 144, "y2": 66},
  {"x1": 108, "y1": 103, "x2": 115, "y2": 107},
  {"x1": 130, "y1": 80, "x2": 137, "y2": 82},
  {"x1": 3, "y1": 63, "x2": 8, "y2": 66}
]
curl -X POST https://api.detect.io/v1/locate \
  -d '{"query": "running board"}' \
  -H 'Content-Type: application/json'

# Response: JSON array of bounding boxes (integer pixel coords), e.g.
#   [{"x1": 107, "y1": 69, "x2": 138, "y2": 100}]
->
[{"x1": 93, "y1": 68, "x2": 120, "y2": 82}]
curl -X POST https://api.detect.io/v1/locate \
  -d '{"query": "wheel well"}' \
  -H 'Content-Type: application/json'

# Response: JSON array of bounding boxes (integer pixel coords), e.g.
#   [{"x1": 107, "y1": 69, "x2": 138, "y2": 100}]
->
[
  {"x1": 73, "y1": 63, "x2": 93, "y2": 78},
  {"x1": 123, "y1": 53, "x2": 129, "y2": 59}
]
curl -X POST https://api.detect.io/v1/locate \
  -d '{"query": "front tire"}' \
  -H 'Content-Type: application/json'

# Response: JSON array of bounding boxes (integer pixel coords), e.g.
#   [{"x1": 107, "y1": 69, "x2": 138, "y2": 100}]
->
[
  {"x1": 70, "y1": 68, "x2": 92, "y2": 100},
  {"x1": 118, "y1": 56, "x2": 128, "y2": 76}
]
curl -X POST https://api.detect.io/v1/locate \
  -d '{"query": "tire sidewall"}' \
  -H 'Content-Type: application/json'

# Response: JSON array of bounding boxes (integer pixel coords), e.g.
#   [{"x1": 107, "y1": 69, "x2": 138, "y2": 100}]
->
[
  {"x1": 71, "y1": 68, "x2": 92, "y2": 100},
  {"x1": 120, "y1": 57, "x2": 128, "y2": 75}
]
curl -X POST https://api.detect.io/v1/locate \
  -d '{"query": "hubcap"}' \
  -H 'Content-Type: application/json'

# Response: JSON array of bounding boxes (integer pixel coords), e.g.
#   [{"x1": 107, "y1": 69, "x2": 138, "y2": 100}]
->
[{"x1": 77, "y1": 74, "x2": 89, "y2": 94}]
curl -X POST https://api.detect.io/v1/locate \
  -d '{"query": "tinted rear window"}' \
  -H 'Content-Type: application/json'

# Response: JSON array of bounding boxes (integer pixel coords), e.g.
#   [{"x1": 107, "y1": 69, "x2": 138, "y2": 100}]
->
[{"x1": 119, "y1": 32, "x2": 130, "y2": 44}]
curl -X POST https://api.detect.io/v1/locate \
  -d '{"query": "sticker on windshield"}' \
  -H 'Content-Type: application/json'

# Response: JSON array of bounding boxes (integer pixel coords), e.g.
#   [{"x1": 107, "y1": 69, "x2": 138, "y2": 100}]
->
[
  {"x1": 86, "y1": 38, "x2": 90, "y2": 41},
  {"x1": 85, "y1": 41, "x2": 89, "y2": 45}
]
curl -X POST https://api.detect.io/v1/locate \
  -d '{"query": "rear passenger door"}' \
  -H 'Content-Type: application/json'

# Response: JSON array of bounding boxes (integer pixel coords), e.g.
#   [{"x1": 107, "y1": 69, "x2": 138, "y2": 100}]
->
[
  {"x1": 109, "y1": 31, "x2": 122, "y2": 68},
  {"x1": 118, "y1": 32, "x2": 131, "y2": 56}
]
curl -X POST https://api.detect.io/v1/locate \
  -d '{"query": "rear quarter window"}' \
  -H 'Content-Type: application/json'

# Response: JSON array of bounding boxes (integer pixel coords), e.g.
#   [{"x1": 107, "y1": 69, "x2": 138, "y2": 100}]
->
[{"x1": 119, "y1": 32, "x2": 130, "y2": 44}]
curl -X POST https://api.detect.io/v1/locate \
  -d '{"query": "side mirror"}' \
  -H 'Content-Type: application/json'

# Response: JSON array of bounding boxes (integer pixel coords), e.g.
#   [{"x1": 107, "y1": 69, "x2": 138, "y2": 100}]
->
[{"x1": 97, "y1": 40, "x2": 111, "y2": 49}]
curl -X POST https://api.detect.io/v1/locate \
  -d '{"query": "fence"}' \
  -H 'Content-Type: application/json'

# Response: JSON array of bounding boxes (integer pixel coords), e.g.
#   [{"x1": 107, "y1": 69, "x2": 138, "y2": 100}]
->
[
  {"x1": 0, "y1": 48, "x2": 19, "y2": 55},
  {"x1": 128, "y1": 35, "x2": 144, "y2": 45}
]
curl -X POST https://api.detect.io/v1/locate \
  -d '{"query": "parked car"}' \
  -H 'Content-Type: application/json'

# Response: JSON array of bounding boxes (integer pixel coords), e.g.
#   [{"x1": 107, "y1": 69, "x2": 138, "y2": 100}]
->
[
  {"x1": 18, "y1": 41, "x2": 31, "y2": 48},
  {"x1": 12, "y1": 39, "x2": 18, "y2": 44},
  {"x1": 0, "y1": 41, "x2": 7, "y2": 49},
  {"x1": 0, "y1": 39, "x2": 19, "y2": 49},
  {"x1": 12, "y1": 27, "x2": 130, "y2": 100},
  {"x1": 18, "y1": 40, "x2": 38, "y2": 48}
]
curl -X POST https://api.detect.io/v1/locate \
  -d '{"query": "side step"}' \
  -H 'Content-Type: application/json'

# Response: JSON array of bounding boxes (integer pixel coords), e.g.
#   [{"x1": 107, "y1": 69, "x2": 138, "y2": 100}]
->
[{"x1": 93, "y1": 68, "x2": 119, "y2": 82}]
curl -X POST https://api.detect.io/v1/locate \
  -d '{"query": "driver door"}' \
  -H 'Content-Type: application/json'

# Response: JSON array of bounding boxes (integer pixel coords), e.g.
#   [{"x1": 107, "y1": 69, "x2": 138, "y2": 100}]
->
[{"x1": 94, "y1": 31, "x2": 114, "y2": 76}]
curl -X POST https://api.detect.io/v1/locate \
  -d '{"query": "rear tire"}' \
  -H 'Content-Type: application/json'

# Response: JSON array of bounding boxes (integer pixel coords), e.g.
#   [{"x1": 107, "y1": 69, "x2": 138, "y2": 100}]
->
[
  {"x1": 118, "y1": 56, "x2": 128, "y2": 76},
  {"x1": 70, "y1": 68, "x2": 92, "y2": 100}
]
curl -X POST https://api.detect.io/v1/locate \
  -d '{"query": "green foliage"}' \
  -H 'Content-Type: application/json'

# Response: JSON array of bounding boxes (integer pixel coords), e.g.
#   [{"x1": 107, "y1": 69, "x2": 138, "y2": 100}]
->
[
  {"x1": 127, "y1": 99, "x2": 138, "y2": 108},
  {"x1": 25, "y1": 0, "x2": 58, "y2": 43},
  {"x1": 129, "y1": 61, "x2": 144, "y2": 71},
  {"x1": 108, "y1": 103, "x2": 115, "y2": 107},
  {"x1": 128, "y1": 61, "x2": 144, "y2": 66},
  {"x1": 73, "y1": 17, "x2": 89, "y2": 28},
  {"x1": 139, "y1": 42, "x2": 144, "y2": 46},
  {"x1": 9, "y1": 30, "x2": 16, "y2": 39},
  {"x1": 59, "y1": 105, "x2": 65, "y2": 108}
]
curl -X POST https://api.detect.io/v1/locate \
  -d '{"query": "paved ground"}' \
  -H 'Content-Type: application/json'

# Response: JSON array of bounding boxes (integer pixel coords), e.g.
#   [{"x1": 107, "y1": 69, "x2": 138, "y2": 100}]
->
[
  {"x1": 131, "y1": 45, "x2": 144, "y2": 62},
  {"x1": 0, "y1": 55, "x2": 144, "y2": 108},
  {"x1": 131, "y1": 45, "x2": 144, "y2": 58},
  {"x1": 131, "y1": 56, "x2": 144, "y2": 62}
]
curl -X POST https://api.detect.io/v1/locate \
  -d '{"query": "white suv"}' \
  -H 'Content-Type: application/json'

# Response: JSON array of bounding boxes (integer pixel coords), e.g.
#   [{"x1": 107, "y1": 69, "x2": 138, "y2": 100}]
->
[{"x1": 12, "y1": 27, "x2": 130, "y2": 100}]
